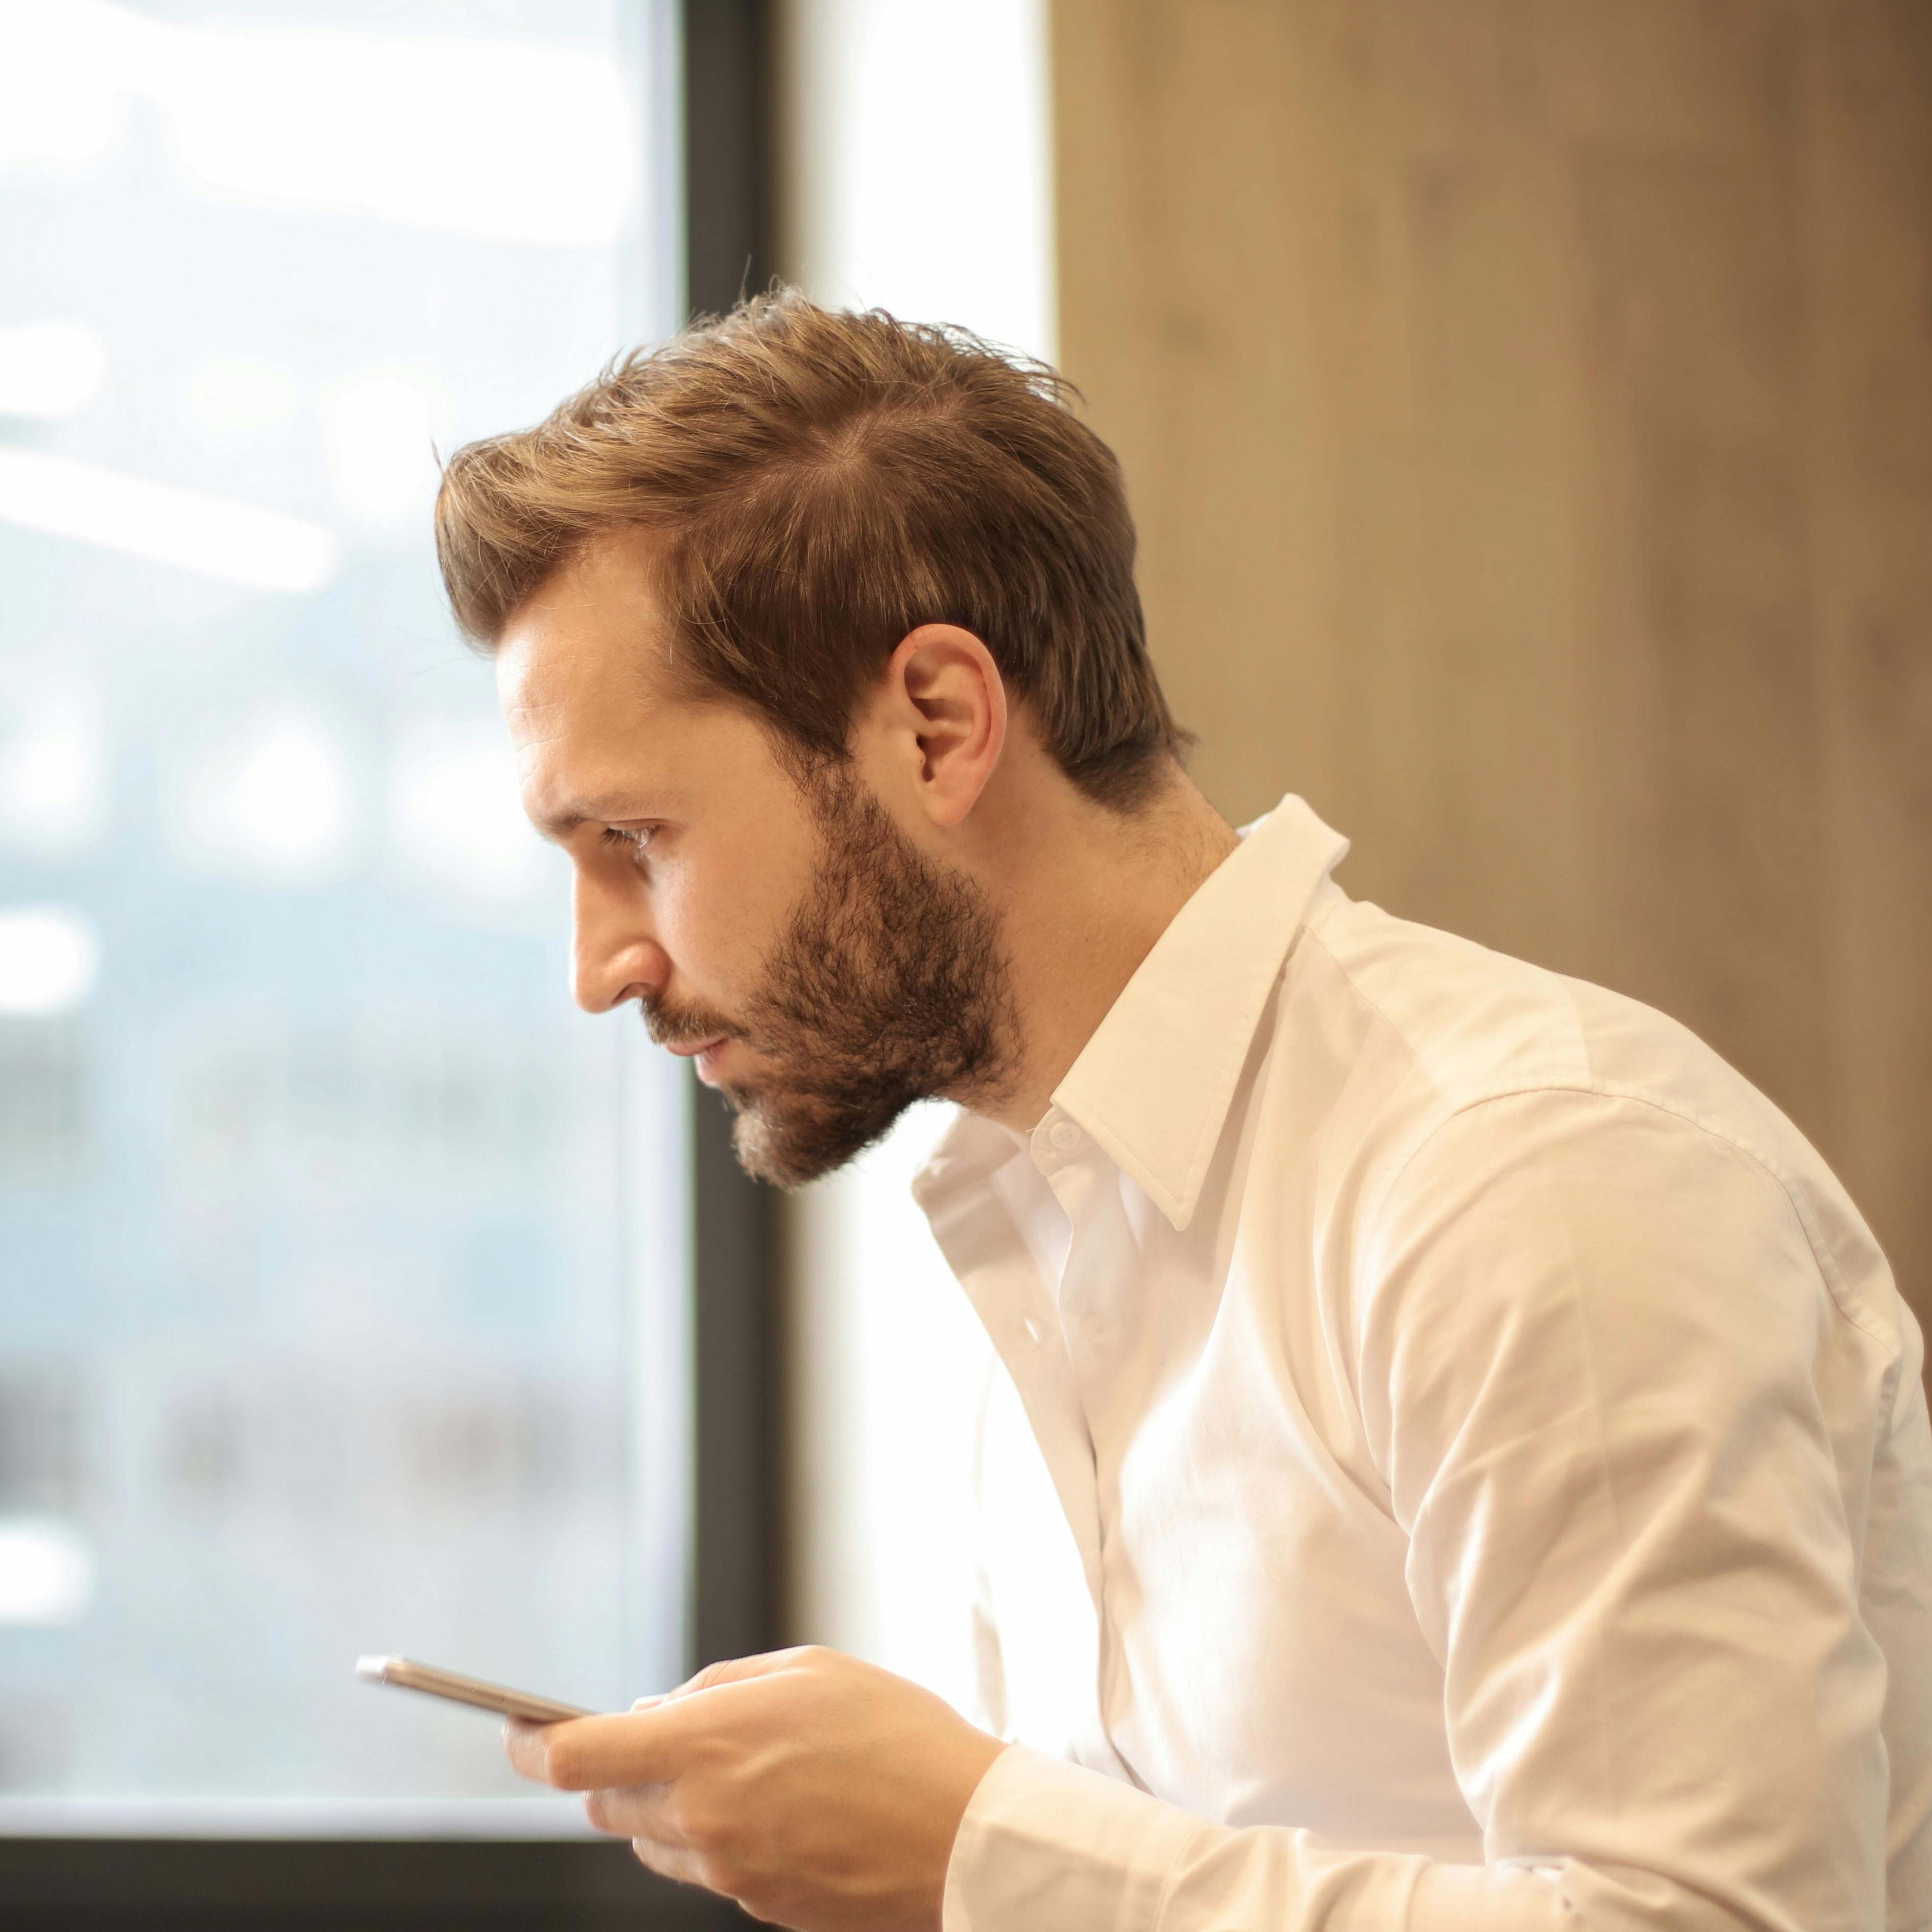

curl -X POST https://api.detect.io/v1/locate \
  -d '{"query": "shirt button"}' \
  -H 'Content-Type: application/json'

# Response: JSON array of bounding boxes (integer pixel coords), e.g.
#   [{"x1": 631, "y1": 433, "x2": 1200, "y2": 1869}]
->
[
  {"x1": 1048, "y1": 1120, "x2": 1082, "y2": 1153},
  {"x1": 1079, "y1": 1312, "x2": 1110, "y2": 1348}
]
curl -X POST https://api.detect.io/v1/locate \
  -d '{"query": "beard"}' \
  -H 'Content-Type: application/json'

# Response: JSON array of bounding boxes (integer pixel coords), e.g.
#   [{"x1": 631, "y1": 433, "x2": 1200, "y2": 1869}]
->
[{"x1": 645, "y1": 769, "x2": 1018, "y2": 1188}]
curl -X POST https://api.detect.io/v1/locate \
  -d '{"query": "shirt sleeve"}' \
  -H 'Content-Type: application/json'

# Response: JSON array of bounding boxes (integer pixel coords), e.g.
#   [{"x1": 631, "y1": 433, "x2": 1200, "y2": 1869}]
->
[{"x1": 942, "y1": 1087, "x2": 1896, "y2": 1932}]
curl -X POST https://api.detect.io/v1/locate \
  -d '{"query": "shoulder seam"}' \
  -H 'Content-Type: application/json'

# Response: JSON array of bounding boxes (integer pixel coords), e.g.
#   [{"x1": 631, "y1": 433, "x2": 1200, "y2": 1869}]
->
[{"x1": 1361, "y1": 1081, "x2": 1894, "y2": 1361}]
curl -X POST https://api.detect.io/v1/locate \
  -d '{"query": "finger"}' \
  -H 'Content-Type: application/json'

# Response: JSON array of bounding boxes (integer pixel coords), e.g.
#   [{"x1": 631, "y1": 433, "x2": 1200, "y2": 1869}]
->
[
  {"x1": 503, "y1": 1718, "x2": 560, "y2": 1783},
  {"x1": 581, "y1": 1781, "x2": 679, "y2": 1843},
  {"x1": 675, "y1": 1646, "x2": 814, "y2": 1696},
  {"x1": 631, "y1": 1833, "x2": 711, "y2": 1891},
  {"x1": 510, "y1": 1709, "x2": 689, "y2": 1791}
]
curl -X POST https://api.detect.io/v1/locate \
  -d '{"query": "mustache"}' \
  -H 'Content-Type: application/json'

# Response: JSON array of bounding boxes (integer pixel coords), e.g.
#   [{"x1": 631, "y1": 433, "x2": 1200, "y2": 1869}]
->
[{"x1": 640, "y1": 997, "x2": 739, "y2": 1052}]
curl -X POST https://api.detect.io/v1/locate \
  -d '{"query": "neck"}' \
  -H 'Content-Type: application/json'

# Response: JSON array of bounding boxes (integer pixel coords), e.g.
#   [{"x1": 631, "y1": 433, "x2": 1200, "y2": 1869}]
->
[{"x1": 965, "y1": 764, "x2": 1239, "y2": 1132}]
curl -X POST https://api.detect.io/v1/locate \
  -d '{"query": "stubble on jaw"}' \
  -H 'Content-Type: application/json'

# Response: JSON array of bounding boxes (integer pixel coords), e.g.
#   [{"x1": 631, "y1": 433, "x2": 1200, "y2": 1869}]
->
[{"x1": 707, "y1": 769, "x2": 1020, "y2": 1189}]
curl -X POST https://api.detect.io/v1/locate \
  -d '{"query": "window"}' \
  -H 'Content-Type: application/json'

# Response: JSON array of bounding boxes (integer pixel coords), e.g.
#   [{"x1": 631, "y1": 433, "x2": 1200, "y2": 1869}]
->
[{"x1": 0, "y1": 0, "x2": 698, "y2": 1854}]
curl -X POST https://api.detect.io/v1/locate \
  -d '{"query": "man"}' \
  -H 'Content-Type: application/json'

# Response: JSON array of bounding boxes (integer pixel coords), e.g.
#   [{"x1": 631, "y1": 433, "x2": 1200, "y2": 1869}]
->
[{"x1": 435, "y1": 292, "x2": 1931, "y2": 1931}]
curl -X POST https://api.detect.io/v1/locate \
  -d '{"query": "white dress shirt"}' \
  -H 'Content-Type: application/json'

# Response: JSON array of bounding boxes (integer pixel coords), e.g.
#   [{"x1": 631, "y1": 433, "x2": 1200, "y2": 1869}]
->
[{"x1": 912, "y1": 796, "x2": 1932, "y2": 1932}]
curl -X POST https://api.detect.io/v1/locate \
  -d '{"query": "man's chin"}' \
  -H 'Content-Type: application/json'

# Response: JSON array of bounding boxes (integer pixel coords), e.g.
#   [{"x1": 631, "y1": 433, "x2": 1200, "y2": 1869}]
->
[
  {"x1": 722, "y1": 1097, "x2": 834, "y2": 1190},
  {"x1": 723, "y1": 1085, "x2": 912, "y2": 1191}
]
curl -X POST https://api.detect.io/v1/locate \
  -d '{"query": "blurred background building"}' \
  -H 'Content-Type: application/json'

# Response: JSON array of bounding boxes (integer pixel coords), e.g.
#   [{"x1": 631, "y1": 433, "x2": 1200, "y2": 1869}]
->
[
  {"x1": 0, "y1": 0, "x2": 692, "y2": 1838},
  {"x1": 1, "y1": 0, "x2": 1926, "y2": 1923}
]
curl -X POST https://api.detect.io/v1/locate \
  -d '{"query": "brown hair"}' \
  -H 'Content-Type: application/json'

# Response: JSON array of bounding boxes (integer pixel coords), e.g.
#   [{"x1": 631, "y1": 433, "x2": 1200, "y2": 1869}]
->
[{"x1": 434, "y1": 289, "x2": 1186, "y2": 808}]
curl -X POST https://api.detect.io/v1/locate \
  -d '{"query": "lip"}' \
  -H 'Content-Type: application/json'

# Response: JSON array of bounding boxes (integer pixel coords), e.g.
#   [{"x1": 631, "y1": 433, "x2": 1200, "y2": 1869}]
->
[
  {"x1": 692, "y1": 1038, "x2": 734, "y2": 1088},
  {"x1": 665, "y1": 1035, "x2": 728, "y2": 1060}
]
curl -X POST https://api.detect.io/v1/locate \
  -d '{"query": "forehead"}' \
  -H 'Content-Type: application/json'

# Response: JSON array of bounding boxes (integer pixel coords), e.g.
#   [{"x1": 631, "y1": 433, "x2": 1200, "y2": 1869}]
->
[
  {"x1": 495, "y1": 528, "x2": 676, "y2": 727},
  {"x1": 495, "y1": 533, "x2": 708, "y2": 836},
  {"x1": 494, "y1": 530, "x2": 782, "y2": 837}
]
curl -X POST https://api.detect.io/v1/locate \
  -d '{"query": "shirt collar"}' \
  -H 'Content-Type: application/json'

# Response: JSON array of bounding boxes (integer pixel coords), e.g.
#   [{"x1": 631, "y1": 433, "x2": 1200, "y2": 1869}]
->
[{"x1": 913, "y1": 794, "x2": 1349, "y2": 1235}]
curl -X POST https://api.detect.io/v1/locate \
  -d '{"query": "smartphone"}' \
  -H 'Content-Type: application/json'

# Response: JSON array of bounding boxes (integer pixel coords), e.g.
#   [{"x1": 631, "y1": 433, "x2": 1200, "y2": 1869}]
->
[{"x1": 356, "y1": 1655, "x2": 594, "y2": 1725}]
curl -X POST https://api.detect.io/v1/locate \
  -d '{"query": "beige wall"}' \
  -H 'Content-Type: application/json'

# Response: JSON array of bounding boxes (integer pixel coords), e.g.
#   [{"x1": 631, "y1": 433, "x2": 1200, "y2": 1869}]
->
[{"x1": 1053, "y1": 0, "x2": 1932, "y2": 1323}]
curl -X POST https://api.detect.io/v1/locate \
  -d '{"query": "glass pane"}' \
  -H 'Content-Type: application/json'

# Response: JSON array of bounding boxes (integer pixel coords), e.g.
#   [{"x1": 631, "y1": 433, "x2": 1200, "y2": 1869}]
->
[{"x1": 0, "y1": 0, "x2": 689, "y2": 1831}]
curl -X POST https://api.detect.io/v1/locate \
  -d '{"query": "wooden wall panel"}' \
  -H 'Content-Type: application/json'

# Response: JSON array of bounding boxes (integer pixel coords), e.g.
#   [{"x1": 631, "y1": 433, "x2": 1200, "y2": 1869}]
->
[{"x1": 1052, "y1": 0, "x2": 1932, "y2": 1323}]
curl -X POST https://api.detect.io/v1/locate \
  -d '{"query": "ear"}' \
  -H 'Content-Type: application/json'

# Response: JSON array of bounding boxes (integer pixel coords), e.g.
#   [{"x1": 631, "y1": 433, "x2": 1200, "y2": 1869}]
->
[{"x1": 873, "y1": 623, "x2": 1007, "y2": 828}]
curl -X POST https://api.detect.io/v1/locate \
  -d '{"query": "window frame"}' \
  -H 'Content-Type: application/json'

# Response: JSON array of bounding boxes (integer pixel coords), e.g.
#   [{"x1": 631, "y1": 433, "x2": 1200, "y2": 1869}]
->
[{"x1": 0, "y1": 3, "x2": 779, "y2": 1924}]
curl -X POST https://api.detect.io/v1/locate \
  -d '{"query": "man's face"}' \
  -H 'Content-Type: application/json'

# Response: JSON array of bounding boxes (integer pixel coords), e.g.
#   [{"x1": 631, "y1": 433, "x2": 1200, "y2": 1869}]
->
[{"x1": 496, "y1": 533, "x2": 1014, "y2": 1186}]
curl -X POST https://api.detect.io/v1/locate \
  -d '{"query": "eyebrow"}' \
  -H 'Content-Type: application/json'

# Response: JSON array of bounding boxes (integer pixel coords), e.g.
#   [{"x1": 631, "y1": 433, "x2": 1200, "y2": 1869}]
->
[{"x1": 532, "y1": 794, "x2": 653, "y2": 842}]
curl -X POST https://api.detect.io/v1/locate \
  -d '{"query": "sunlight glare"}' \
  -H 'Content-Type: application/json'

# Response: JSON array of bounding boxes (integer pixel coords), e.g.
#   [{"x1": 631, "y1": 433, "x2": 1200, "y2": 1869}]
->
[
  {"x1": 0, "y1": 685, "x2": 107, "y2": 857},
  {"x1": 0, "y1": 2, "x2": 636, "y2": 245},
  {"x1": 0, "y1": 1520, "x2": 97, "y2": 1626},
  {"x1": 0, "y1": 906, "x2": 101, "y2": 1015}
]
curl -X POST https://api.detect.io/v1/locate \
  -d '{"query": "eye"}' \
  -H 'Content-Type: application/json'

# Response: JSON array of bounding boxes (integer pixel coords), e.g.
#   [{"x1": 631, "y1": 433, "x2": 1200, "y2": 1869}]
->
[{"x1": 600, "y1": 825, "x2": 656, "y2": 864}]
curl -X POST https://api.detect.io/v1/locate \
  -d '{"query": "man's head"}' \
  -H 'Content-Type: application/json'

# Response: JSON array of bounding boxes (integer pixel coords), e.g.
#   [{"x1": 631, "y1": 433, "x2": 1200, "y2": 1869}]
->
[{"x1": 436, "y1": 291, "x2": 1184, "y2": 1183}]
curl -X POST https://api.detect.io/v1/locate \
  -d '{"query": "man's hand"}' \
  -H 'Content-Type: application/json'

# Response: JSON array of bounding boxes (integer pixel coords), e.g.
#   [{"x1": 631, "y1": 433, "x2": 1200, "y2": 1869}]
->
[{"x1": 504, "y1": 1645, "x2": 1008, "y2": 1932}]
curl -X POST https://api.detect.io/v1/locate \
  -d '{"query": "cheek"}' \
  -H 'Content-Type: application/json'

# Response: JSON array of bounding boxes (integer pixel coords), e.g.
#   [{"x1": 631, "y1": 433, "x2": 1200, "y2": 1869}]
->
[
  {"x1": 657, "y1": 855, "x2": 782, "y2": 1002},
  {"x1": 651, "y1": 871, "x2": 722, "y2": 987}
]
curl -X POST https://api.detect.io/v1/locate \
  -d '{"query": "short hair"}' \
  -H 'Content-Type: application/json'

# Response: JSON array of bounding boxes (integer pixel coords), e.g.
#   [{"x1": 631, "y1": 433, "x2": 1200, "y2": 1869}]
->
[{"x1": 434, "y1": 289, "x2": 1186, "y2": 808}]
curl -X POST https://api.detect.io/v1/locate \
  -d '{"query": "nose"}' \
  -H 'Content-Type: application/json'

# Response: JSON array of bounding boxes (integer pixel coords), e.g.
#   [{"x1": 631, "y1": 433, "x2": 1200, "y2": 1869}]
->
[{"x1": 571, "y1": 866, "x2": 670, "y2": 1015}]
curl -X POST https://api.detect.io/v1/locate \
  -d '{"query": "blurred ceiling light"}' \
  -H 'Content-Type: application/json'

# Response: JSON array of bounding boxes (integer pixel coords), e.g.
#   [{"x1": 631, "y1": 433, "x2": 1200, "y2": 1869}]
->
[
  {"x1": 327, "y1": 373, "x2": 445, "y2": 524},
  {"x1": 0, "y1": 1, "x2": 635, "y2": 246},
  {"x1": 0, "y1": 449, "x2": 337, "y2": 593},
  {"x1": 0, "y1": 685, "x2": 107, "y2": 856},
  {"x1": 0, "y1": 321, "x2": 107, "y2": 418},
  {"x1": 0, "y1": 1519, "x2": 97, "y2": 1625},
  {"x1": 183, "y1": 717, "x2": 353, "y2": 883},
  {"x1": 0, "y1": 906, "x2": 101, "y2": 1015},
  {"x1": 390, "y1": 726, "x2": 540, "y2": 901}
]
